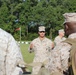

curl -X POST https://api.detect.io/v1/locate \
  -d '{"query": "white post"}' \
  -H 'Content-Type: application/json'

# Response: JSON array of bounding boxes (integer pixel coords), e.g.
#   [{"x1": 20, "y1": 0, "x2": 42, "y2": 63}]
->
[{"x1": 20, "y1": 27, "x2": 21, "y2": 43}]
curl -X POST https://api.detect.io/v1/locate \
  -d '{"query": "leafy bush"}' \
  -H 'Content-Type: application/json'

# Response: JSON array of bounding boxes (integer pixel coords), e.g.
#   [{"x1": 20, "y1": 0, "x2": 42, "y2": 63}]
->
[{"x1": 26, "y1": 33, "x2": 38, "y2": 41}]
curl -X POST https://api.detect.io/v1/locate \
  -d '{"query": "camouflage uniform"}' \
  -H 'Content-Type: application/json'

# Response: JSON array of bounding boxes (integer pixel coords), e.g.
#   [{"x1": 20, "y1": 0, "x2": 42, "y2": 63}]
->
[
  {"x1": 54, "y1": 36, "x2": 66, "y2": 45},
  {"x1": 0, "y1": 28, "x2": 24, "y2": 75},
  {"x1": 29, "y1": 37, "x2": 53, "y2": 74},
  {"x1": 49, "y1": 33, "x2": 76, "y2": 75}
]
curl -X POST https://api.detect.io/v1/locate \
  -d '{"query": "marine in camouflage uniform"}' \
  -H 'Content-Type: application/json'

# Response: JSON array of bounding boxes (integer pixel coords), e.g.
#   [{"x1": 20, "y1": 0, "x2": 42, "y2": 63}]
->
[
  {"x1": 29, "y1": 26, "x2": 54, "y2": 75},
  {"x1": 0, "y1": 28, "x2": 25, "y2": 75},
  {"x1": 54, "y1": 29, "x2": 66, "y2": 46},
  {"x1": 49, "y1": 13, "x2": 76, "y2": 75}
]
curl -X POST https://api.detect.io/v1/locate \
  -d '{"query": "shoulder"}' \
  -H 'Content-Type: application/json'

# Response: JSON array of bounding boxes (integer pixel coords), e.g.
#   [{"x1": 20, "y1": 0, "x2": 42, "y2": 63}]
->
[
  {"x1": 55, "y1": 36, "x2": 60, "y2": 40},
  {"x1": 0, "y1": 28, "x2": 13, "y2": 37},
  {"x1": 68, "y1": 33, "x2": 76, "y2": 39},
  {"x1": 31, "y1": 37, "x2": 39, "y2": 43},
  {"x1": 33, "y1": 37, "x2": 39, "y2": 41},
  {"x1": 0, "y1": 28, "x2": 14, "y2": 41},
  {"x1": 54, "y1": 42, "x2": 71, "y2": 51},
  {"x1": 45, "y1": 37, "x2": 53, "y2": 43},
  {"x1": 62, "y1": 37, "x2": 66, "y2": 40}
]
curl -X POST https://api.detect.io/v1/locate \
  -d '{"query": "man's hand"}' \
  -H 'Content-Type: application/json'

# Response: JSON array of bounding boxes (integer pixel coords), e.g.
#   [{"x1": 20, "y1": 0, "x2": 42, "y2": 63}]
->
[
  {"x1": 30, "y1": 43, "x2": 34, "y2": 49},
  {"x1": 52, "y1": 42, "x2": 54, "y2": 49}
]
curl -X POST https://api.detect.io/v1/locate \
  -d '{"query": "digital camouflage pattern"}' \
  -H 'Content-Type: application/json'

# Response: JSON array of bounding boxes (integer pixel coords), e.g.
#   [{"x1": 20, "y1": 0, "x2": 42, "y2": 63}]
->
[
  {"x1": 0, "y1": 28, "x2": 24, "y2": 75},
  {"x1": 29, "y1": 37, "x2": 53, "y2": 75},
  {"x1": 54, "y1": 36, "x2": 66, "y2": 45},
  {"x1": 49, "y1": 33, "x2": 76, "y2": 75}
]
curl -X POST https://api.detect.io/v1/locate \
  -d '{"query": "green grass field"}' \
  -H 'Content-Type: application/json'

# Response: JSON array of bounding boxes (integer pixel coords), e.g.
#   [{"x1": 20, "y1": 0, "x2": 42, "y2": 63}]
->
[
  {"x1": 20, "y1": 44, "x2": 34, "y2": 63},
  {"x1": 20, "y1": 43, "x2": 34, "y2": 71}
]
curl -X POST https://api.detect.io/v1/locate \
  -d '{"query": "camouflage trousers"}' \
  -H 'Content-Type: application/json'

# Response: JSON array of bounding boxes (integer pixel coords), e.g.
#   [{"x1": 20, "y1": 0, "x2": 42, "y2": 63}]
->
[{"x1": 32, "y1": 63, "x2": 48, "y2": 75}]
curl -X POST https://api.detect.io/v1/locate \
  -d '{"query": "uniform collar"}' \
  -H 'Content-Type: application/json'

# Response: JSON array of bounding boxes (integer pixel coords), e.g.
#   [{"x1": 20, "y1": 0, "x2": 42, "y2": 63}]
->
[
  {"x1": 68, "y1": 33, "x2": 76, "y2": 39},
  {"x1": 38, "y1": 37, "x2": 46, "y2": 42}
]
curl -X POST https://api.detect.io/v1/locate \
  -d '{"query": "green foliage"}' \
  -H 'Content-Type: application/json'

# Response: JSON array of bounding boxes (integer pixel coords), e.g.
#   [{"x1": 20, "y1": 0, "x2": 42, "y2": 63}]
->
[
  {"x1": 26, "y1": 33, "x2": 38, "y2": 41},
  {"x1": 0, "y1": 0, "x2": 76, "y2": 40}
]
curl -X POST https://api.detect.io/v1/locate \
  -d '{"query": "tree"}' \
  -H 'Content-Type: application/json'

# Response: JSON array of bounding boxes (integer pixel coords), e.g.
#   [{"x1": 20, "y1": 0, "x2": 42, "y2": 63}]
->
[{"x1": 0, "y1": 0, "x2": 76, "y2": 40}]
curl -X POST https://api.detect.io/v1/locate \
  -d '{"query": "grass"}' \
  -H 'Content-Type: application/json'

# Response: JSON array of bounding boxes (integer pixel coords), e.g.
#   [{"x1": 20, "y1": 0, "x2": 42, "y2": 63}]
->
[
  {"x1": 20, "y1": 44, "x2": 34, "y2": 63},
  {"x1": 20, "y1": 43, "x2": 34, "y2": 71}
]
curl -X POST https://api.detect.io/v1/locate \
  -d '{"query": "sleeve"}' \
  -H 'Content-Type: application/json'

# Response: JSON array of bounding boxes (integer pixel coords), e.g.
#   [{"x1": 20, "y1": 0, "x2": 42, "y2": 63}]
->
[
  {"x1": 54, "y1": 36, "x2": 61, "y2": 45},
  {"x1": 6, "y1": 34, "x2": 24, "y2": 75},
  {"x1": 48, "y1": 40, "x2": 54, "y2": 52},
  {"x1": 54, "y1": 37, "x2": 58, "y2": 44},
  {"x1": 49, "y1": 48, "x2": 62, "y2": 74},
  {"x1": 60, "y1": 43, "x2": 71, "y2": 71}
]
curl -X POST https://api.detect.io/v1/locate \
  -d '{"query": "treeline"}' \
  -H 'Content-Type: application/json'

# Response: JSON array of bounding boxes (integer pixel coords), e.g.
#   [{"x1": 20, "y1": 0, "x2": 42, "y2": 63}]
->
[{"x1": 0, "y1": 0, "x2": 76, "y2": 41}]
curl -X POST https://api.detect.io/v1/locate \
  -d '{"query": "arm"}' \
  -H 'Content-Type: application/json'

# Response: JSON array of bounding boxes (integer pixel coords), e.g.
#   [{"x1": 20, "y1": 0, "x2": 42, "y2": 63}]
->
[
  {"x1": 60, "y1": 43, "x2": 71, "y2": 72},
  {"x1": 48, "y1": 40, "x2": 54, "y2": 51},
  {"x1": 6, "y1": 34, "x2": 25, "y2": 75},
  {"x1": 28, "y1": 41, "x2": 34, "y2": 53},
  {"x1": 52, "y1": 42, "x2": 54, "y2": 49}
]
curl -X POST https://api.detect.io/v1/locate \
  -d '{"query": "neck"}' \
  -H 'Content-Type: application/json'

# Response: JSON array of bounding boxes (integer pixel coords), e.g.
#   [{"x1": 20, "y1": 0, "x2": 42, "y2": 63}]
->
[
  {"x1": 59, "y1": 35, "x2": 63, "y2": 38},
  {"x1": 39, "y1": 36, "x2": 45, "y2": 40}
]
